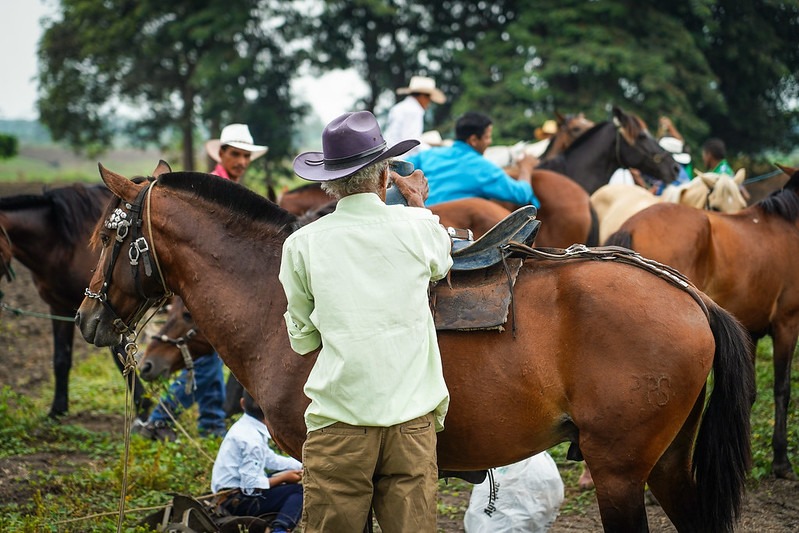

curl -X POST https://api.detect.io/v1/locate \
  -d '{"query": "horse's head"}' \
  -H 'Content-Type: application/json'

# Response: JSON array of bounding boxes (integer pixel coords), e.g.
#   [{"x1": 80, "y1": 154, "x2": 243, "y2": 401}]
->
[
  {"x1": 76, "y1": 160, "x2": 174, "y2": 347},
  {"x1": 542, "y1": 112, "x2": 596, "y2": 160},
  {"x1": 699, "y1": 169, "x2": 747, "y2": 213},
  {"x1": 138, "y1": 296, "x2": 213, "y2": 381},
  {"x1": 613, "y1": 106, "x2": 680, "y2": 184}
]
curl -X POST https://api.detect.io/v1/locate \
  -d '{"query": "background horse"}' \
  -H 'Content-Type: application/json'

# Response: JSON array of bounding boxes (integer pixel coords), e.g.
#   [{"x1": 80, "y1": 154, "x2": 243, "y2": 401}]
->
[
  {"x1": 606, "y1": 165, "x2": 799, "y2": 479},
  {"x1": 77, "y1": 166, "x2": 754, "y2": 532},
  {"x1": 0, "y1": 183, "x2": 150, "y2": 418},
  {"x1": 591, "y1": 169, "x2": 748, "y2": 243},
  {"x1": 484, "y1": 111, "x2": 596, "y2": 168},
  {"x1": 278, "y1": 182, "x2": 335, "y2": 216},
  {"x1": 536, "y1": 106, "x2": 680, "y2": 194}
]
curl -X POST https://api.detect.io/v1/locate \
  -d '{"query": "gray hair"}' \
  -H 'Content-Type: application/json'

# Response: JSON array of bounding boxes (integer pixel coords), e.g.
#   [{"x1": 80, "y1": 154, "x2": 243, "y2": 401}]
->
[{"x1": 321, "y1": 161, "x2": 387, "y2": 199}]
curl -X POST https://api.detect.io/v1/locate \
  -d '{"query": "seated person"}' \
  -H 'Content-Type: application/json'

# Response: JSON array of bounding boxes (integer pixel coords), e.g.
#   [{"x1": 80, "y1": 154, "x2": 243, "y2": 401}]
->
[
  {"x1": 406, "y1": 111, "x2": 540, "y2": 208},
  {"x1": 211, "y1": 392, "x2": 303, "y2": 533}
]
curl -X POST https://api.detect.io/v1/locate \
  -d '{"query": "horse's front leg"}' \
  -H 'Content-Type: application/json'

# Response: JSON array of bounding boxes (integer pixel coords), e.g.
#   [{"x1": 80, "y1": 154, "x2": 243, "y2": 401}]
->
[
  {"x1": 771, "y1": 327, "x2": 799, "y2": 479},
  {"x1": 49, "y1": 318, "x2": 74, "y2": 418}
]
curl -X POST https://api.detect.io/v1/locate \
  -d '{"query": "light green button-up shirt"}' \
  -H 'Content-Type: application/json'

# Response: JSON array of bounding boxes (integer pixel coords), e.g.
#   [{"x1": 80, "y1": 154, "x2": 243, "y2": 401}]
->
[{"x1": 279, "y1": 192, "x2": 452, "y2": 433}]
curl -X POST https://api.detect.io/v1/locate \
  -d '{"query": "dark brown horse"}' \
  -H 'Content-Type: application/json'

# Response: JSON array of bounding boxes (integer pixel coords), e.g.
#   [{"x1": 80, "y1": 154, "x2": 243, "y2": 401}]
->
[
  {"x1": 77, "y1": 165, "x2": 754, "y2": 532},
  {"x1": 606, "y1": 165, "x2": 799, "y2": 480},
  {"x1": 0, "y1": 183, "x2": 150, "y2": 418},
  {"x1": 537, "y1": 106, "x2": 680, "y2": 194}
]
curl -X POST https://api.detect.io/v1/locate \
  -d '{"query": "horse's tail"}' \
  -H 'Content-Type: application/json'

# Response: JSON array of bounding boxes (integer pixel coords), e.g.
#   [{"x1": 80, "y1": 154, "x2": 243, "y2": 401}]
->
[
  {"x1": 585, "y1": 205, "x2": 600, "y2": 246},
  {"x1": 693, "y1": 297, "x2": 754, "y2": 532},
  {"x1": 602, "y1": 229, "x2": 632, "y2": 248}
]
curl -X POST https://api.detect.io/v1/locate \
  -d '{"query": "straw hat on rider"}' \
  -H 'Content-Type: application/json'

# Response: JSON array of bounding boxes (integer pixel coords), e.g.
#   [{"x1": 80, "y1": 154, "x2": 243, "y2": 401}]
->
[
  {"x1": 293, "y1": 111, "x2": 419, "y2": 182},
  {"x1": 205, "y1": 124, "x2": 268, "y2": 163},
  {"x1": 534, "y1": 120, "x2": 558, "y2": 140},
  {"x1": 658, "y1": 136, "x2": 691, "y2": 165},
  {"x1": 396, "y1": 76, "x2": 447, "y2": 105}
]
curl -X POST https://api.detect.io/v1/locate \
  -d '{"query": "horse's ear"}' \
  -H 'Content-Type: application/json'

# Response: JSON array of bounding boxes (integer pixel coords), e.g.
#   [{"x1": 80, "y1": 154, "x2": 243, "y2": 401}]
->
[
  {"x1": 152, "y1": 160, "x2": 172, "y2": 177},
  {"x1": 555, "y1": 110, "x2": 565, "y2": 124},
  {"x1": 98, "y1": 163, "x2": 140, "y2": 201},
  {"x1": 775, "y1": 163, "x2": 798, "y2": 176},
  {"x1": 733, "y1": 168, "x2": 746, "y2": 185},
  {"x1": 698, "y1": 172, "x2": 719, "y2": 189},
  {"x1": 611, "y1": 106, "x2": 624, "y2": 126}
]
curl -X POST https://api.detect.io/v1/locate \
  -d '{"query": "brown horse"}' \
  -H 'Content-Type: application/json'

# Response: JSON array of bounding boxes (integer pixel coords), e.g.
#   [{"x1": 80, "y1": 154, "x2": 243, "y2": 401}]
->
[
  {"x1": 278, "y1": 182, "x2": 335, "y2": 216},
  {"x1": 0, "y1": 183, "x2": 151, "y2": 418},
  {"x1": 537, "y1": 106, "x2": 680, "y2": 194},
  {"x1": 484, "y1": 111, "x2": 596, "y2": 167},
  {"x1": 606, "y1": 165, "x2": 799, "y2": 480},
  {"x1": 431, "y1": 169, "x2": 597, "y2": 246},
  {"x1": 138, "y1": 296, "x2": 213, "y2": 380},
  {"x1": 76, "y1": 165, "x2": 754, "y2": 532}
]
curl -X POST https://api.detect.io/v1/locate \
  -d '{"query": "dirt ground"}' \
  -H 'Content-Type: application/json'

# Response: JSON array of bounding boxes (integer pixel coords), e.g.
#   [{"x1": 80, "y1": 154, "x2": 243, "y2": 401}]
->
[{"x1": 2, "y1": 181, "x2": 799, "y2": 531}]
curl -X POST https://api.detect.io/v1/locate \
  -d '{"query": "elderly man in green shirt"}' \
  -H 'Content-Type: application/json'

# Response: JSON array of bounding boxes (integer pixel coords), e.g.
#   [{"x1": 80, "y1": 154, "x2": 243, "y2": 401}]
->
[{"x1": 278, "y1": 110, "x2": 452, "y2": 532}]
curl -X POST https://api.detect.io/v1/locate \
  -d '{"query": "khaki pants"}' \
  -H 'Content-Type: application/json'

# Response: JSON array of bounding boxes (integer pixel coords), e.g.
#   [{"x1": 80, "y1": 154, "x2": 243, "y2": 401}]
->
[{"x1": 301, "y1": 413, "x2": 438, "y2": 533}]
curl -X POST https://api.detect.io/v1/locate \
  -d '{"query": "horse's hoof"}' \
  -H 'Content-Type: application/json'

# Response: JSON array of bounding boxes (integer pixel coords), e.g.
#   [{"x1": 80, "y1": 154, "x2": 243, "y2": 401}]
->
[
  {"x1": 48, "y1": 409, "x2": 67, "y2": 419},
  {"x1": 773, "y1": 464, "x2": 797, "y2": 480}
]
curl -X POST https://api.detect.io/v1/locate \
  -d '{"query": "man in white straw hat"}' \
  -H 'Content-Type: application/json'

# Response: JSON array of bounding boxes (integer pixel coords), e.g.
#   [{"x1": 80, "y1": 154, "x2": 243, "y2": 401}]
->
[
  {"x1": 383, "y1": 75, "x2": 447, "y2": 155},
  {"x1": 205, "y1": 123, "x2": 268, "y2": 183}
]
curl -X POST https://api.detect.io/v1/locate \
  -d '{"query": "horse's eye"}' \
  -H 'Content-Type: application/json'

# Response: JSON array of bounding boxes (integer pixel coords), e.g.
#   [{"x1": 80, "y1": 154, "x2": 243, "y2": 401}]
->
[
  {"x1": 183, "y1": 311, "x2": 192, "y2": 321},
  {"x1": 100, "y1": 233, "x2": 110, "y2": 246}
]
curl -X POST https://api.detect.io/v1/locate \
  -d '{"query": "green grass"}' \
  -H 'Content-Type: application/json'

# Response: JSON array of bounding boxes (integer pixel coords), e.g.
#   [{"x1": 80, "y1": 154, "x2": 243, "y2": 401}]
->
[{"x1": 2, "y1": 337, "x2": 798, "y2": 530}]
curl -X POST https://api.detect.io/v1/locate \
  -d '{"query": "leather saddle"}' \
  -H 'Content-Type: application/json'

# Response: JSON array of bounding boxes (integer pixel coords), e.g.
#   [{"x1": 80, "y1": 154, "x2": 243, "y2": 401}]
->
[{"x1": 450, "y1": 205, "x2": 540, "y2": 270}]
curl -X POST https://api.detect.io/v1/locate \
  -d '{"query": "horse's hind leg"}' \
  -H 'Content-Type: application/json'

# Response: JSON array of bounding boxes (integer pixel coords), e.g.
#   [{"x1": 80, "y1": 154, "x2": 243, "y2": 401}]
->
[
  {"x1": 646, "y1": 391, "x2": 704, "y2": 531},
  {"x1": 590, "y1": 469, "x2": 649, "y2": 532},
  {"x1": 771, "y1": 328, "x2": 798, "y2": 479}
]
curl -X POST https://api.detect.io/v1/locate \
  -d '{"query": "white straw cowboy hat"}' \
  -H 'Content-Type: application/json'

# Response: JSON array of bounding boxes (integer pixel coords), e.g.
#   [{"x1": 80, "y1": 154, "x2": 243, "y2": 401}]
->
[
  {"x1": 396, "y1": 76, "x2": 447, "y2": 105},
  {"x1": 658, "y1": 136, "x2": 691, "y2": 165},
  {"x1": 205, "y1": 123, "x2": 268, "y2": 163}
]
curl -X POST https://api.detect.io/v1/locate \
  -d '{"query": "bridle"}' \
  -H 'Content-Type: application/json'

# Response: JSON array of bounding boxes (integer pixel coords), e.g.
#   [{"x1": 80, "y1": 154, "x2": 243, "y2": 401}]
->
[
  {"x1": 613, "y1": 119, "x2": 668, "y2": 171},
  {"x1": 84, "y1": 179, "x2": 173, "y2": 343},
  {"x1": 150, "y1": 326, "x2": 198, "y2": 393}
]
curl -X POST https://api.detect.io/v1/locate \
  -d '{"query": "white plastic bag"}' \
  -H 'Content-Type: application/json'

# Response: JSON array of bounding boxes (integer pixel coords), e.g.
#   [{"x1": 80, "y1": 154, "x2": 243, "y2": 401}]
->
[{"x1": 464, "y1": 452, "x2": 564, "y2": 533}]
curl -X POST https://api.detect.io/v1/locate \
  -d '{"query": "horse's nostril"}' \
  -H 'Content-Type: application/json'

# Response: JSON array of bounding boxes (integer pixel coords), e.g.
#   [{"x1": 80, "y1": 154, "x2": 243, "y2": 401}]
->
[{"x1": 140, "y1": 361, "x2": 152, "y2": 374}]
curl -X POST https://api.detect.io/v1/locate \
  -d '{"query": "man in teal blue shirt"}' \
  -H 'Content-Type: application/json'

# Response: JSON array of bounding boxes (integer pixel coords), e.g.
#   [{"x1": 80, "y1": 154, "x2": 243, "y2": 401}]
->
[{"x1": 406, "y1": 111, "x2": 540, "y2": 208}]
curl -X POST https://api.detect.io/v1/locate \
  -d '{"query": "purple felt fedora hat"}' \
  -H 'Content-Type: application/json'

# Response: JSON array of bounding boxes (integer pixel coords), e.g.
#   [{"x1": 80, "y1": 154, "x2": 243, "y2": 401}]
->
[{"x1": 293, "y1": 111, "x2": 419, "y2": 182}]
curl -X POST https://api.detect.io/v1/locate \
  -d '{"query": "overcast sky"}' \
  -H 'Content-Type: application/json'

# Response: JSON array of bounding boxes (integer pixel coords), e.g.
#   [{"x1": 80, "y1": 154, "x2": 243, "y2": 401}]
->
[{"x1": 0, "y1": 1, "x2": 368, "y2": 123}]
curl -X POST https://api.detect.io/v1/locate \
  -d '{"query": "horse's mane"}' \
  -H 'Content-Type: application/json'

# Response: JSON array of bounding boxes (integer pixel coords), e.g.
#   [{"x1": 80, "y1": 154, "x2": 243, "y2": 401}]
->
[
  {"x1": 562, "y1": 121, "x2": 609, "y2": 154},
  {"x1": 157, "y1": 172, "x2": 298, "y2": 232},
  {"x1": 0, "y1": 183, "x2": 113, "y2": 248},
  {"x1": 758, "y1": 171, "x2": 799, "y2": 222}
]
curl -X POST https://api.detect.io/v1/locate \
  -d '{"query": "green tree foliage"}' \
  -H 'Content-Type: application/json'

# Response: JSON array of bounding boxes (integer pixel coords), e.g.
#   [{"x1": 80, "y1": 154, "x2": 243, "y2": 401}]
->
[
  {"x1": 37, "y1": 0, "x2": 302, "y2": 169},
  {"x1": 302, "y1": 0, "x2": 521, "y2": 128},
  {"x1": 0, "y1": 134, "x2": 18, "y2": 159},
  {"x1": 451, "y1": 0, "x2": 798, "y2": 153}
]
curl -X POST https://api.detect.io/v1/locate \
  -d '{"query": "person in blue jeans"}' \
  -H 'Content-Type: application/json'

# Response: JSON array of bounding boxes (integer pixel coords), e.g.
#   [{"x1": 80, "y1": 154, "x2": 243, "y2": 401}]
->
[{"x1": 133, "y1": 352, "x2": 227, "y2": 440}]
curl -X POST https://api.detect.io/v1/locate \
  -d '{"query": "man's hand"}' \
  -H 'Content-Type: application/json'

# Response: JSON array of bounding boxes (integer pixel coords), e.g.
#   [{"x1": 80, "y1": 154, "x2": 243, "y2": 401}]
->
[
  {"x1": 390, "y1": 169, "x2": 429, "y2": 208},
  {"x1": 271, "y1": 469, "x2": 303, "y2": 485},
  {"x1": 515, "y1": 153, "x2": 539, "y2": 185}
]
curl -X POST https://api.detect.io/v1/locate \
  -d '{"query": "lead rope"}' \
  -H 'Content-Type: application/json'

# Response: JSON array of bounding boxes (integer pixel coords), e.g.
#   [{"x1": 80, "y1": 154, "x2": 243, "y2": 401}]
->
[{"x1": 117, "y1": 340, "x2": 139, "y2": 533}]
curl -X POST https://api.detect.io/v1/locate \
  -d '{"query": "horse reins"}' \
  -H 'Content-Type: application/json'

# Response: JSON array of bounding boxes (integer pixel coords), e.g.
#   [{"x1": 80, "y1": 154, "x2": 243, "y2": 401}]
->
[{"x1": 84, "y1": 179, "x2": 173, "y2": 345}]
